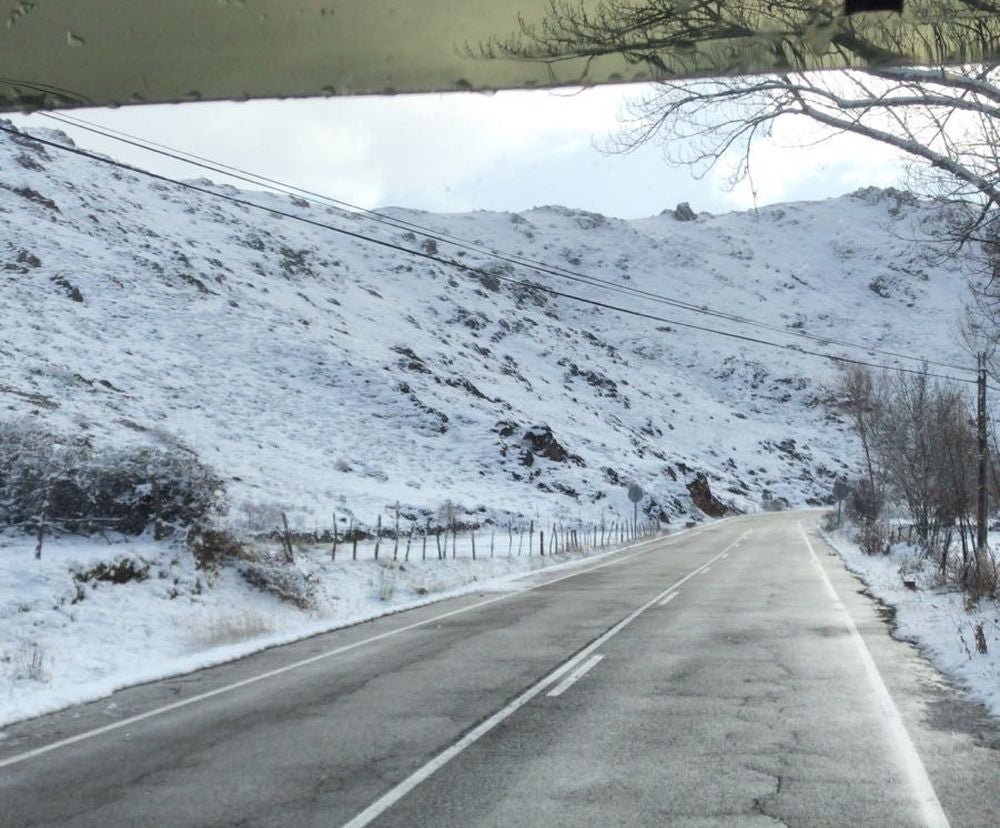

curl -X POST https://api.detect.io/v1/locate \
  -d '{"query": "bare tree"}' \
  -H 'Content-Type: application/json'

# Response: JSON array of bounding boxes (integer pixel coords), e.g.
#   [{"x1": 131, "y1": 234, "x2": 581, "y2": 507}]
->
[
  {"x1": 880, "y1": 369, "x2": 977, "y2": 549},
  {"x1": 831, "y1": 364, "x2": 989, "y2": 593},
  {"x1": 485, "y1": 2, "x2": 1000, "y2": 243},
  {"x1": 833, "y1": 363, "x2": 888, "y2": 526},
  {"x1": 928, "y1": 381, "x2": 979, "y2": 574}
]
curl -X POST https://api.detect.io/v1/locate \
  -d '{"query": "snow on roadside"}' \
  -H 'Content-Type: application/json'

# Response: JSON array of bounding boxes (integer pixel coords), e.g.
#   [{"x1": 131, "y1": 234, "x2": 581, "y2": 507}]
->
[
  {"x1": 821, "y1": 527, "x2": 1000, "y2": 717},
  {"x1": 0, "y1": 526, "x2": 681, "y2": 730}
]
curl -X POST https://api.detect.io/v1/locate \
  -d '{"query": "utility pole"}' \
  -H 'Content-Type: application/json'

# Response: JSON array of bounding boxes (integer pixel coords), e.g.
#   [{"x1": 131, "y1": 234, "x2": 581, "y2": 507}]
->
[{"x1": 977, "y1": 352, "x2": 989, "y2": 574}]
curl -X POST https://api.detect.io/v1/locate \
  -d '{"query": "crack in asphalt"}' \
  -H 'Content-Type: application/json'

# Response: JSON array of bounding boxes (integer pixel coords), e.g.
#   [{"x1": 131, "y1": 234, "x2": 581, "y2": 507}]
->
[{"x1": 751, "y1": 772, "x2": 788, "y2": 827}]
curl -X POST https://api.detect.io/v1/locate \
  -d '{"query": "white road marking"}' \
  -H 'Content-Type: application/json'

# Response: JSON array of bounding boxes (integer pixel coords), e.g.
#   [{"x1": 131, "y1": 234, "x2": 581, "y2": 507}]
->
[
  {"x1": 0, "y1": 519, "x2": 735, "y2": 770},
  {"x1": 699, "y1": 566, "x2": 712, "y2": 575},
  {"x1": 657, "y1": 592, "x2": 679, "y2": 607},
  {"x1": 547, "y1": 654, "x2": 604, "y2": 698},
  {"x1": 339, "y1": 542, "x2": 736, "y2": 828},
  {"x1": 721, "y1": 553, "x2": 729, "y2": 559},
  {"x1": 799, "y1": 524, "x2": 950, "y2": 828}
]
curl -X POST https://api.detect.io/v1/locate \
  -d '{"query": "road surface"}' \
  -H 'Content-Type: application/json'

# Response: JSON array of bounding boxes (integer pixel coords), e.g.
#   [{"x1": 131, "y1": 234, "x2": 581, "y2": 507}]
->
[{"x1": 2, "y1": 512, "x2": 999, "y2": 826}]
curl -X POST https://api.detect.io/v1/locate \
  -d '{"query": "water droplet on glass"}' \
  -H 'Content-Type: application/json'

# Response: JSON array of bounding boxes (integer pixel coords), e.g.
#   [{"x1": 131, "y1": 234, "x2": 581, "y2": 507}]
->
[{"x1": 66, "y1": 30, "x2": 84, "y2": 47}]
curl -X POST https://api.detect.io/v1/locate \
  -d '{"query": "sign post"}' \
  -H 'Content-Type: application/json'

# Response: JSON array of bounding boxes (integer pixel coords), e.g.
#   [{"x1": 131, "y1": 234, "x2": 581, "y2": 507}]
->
[
  {"x1": 628, "y1": 484, "x2": 644, "y2": 535},
  {"x1": 832, "y1": 478, "x2": 850, "y2": 527}
]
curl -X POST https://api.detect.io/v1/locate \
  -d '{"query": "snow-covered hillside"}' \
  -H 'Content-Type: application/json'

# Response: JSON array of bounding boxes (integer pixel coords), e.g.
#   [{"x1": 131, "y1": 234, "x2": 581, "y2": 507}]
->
[{"x1": 0, "y1": 120, "x2": 975, "y2": 531}]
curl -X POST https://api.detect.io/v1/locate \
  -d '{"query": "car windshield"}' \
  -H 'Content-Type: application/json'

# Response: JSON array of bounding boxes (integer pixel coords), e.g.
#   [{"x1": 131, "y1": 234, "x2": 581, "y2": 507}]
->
[{"x1": 2, "y1": 4, "x2": 1000, "y2": 826}]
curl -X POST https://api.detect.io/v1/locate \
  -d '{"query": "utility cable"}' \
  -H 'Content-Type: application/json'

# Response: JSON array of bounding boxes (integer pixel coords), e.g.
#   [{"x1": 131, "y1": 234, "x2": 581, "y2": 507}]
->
[
  {"x1": 37, "y1": 110, "x2": 972, "y2": 374},
  {"x1": 0, "y1": 121, "x2": 978, "y2": 386}
]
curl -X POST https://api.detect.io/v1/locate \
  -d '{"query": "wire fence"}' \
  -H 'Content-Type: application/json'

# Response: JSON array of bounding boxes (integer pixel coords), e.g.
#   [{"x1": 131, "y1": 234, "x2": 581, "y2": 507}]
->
[{"x1": 277, "y1": 515, "x2": 666, "y2": 563}]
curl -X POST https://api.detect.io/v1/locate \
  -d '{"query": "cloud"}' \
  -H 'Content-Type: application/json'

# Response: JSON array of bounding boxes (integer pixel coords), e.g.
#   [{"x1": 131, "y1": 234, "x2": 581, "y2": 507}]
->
[
  {"x1": 718, "y1": 118, "x2": 909, "y2": 209},
  {"x1": 8, "y1": 84, "x2": 908, "y2": 219}
]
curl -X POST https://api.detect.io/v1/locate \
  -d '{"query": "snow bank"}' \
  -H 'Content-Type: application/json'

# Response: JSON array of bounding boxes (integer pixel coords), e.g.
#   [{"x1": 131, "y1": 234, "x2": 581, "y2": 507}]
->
[
  {"x1": 822, "y1": 528, "x2": 1000, "y2": 717},
  {"x1": 0, "y1": 528, "x2": 669, "y2": 729}
]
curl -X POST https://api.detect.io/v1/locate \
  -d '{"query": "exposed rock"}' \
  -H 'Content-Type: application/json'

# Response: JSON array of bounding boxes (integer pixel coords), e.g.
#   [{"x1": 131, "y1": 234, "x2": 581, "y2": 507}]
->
[
  {"x1": 686, "y1": 472, "x2": 737, "y2": 518},
  {"x1": 494, "y1": 420, "x2": 517, "y2": 438},
  {"x1": 673, "y1": 202, "x2": 697, "y2": 222},
  {"x1": 521, "y1": 424, "x2": 582, "y2": 465}
]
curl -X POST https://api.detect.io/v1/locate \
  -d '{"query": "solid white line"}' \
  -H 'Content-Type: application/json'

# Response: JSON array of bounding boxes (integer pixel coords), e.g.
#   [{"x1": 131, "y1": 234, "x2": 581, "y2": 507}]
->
[
  {"x1": 657, "y1": 592, "x2": 679, "y2": 607},
  {"x1": 339, "y1": 542, "x2": 737, "y2": 828},
  {"x1": 699, "y1": 566, "x2": 712, "y2": 575},
  {"x1": 799, "y1": 524, "x2": 950, "y2": 828},
  {"x1": 721, "y1": 552, "x2": 729, "y2": 559},
  {"x1": 547, "y1": 654, "x2": 605, "y2": 698},
  {"x1": 0, "y1": 519, "x2": 732, "y2": 770}
]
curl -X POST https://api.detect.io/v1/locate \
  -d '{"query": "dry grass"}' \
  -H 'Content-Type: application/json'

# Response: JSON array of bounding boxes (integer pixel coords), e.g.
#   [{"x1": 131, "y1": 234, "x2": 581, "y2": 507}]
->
[
  {"x1": 372, "y1": 564, "x2": 400, "y2": 601},
  {"x1": 10, "y1": 640, "x2": 48, "y2": 683},
  {"x1": 190, "y1": 611, "x2": 274, "y2": 648}
]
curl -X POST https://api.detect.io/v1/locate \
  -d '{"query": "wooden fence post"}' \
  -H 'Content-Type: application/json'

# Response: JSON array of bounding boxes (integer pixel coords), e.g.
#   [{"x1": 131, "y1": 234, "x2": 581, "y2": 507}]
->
[
  {"x1": 331, "y1": 511, "x2": 338, "y2": 561},
  {"x1": 34, "y1": 484, "x2": 49, "y2": 560},
  {"x1": 374, "y1": 514, "x2": 381, "y2": 560},
  {"x1": 393, "y1": 504, "x2": 400, "y2": 560},
  {"x1": 280, "y1": 512, "x2": 295, "y2": 563}
]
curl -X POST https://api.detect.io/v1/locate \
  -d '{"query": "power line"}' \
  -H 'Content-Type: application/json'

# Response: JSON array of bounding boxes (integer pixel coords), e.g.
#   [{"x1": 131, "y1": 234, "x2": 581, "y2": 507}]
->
[
  {"x1": 0, "y1": 121, "x2": 978, "y2": 386},
  {"x1": 38, "y1": 111, "x2": 973, "y2": 375}
]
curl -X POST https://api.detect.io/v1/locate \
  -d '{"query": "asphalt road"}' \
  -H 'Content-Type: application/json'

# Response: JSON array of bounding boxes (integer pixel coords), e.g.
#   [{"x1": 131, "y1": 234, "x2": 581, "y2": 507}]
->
[{"x1": 2, "y1": 512, "x2": 999, "y2": 827}]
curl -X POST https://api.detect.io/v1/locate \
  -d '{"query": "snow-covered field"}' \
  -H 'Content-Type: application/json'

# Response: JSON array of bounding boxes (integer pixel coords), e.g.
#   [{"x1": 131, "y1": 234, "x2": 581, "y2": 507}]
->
[
  {"x1": 1, "y1": 118, "x2": 992, "y2": 730},
  {"x1": 0, "y1": 526, "x2": 668, "y2": 729},
  {"x1": 822, "y1": 527, "x2": 1000, "y2": 716},
  {"x1": 0, "y1": 120, "x2": 979, "y2": 531}
]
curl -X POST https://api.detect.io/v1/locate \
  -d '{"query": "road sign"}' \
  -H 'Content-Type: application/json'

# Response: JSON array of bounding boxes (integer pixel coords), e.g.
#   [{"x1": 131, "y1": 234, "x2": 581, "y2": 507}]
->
[{"x1": 833, "y1": 479, "x2": 850, "y2": 501}]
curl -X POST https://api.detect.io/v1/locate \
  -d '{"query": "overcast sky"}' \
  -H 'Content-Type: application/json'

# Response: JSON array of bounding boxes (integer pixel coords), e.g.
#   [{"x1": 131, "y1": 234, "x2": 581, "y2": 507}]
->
[{"x1": 9, "y1": 84, "x2": 910, "y2": 220}]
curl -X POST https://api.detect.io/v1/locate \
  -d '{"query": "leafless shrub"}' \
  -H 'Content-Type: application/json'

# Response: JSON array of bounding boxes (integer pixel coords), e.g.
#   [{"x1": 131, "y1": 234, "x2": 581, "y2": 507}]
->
[
  {"x1": 13, "y1": 640, "x2": 47, "y2": 683},
  {"x1": 188, "y1": 528, "x2": 251, "y2": 571},
  {"x1": 974, "y1": 622, "x2": 989, "y2": 654},
  {"x1": 239, "y1": 563, "x2": 316, "y2": 610},
  {"x1": 856, "y1": 521, "x2": 889, "y2": 557},
  {"x1": 0, "y1": 418, "x2": 225, "y2": 543}
]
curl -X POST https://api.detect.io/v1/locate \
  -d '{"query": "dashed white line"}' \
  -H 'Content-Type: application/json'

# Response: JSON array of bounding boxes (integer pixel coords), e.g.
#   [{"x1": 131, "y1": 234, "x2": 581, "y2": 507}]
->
[
  {"x1": 800, "y1": 524, "x2": 950, "y2": 828},
  {"x1": 547, "y1": 654, "x2": 605, "y2": 697},
  {"x1": 0, "y1": 519, "x2": 735, "y2": 770},
  {"x1": 658, "y1": 592, "x2": 679, "y2": 607},
  {"x1": 699, "y1": 566, "x2": 712, "y2": 575},
  {"x1": 339, "y1": 539, "x2": 738, "y2": 828}
]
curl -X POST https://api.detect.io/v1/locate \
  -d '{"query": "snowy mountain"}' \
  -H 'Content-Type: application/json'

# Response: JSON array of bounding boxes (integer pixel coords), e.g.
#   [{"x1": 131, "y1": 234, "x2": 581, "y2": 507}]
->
[{"x1": 0, "y1": 120, "x2": 976, "y2": 533}]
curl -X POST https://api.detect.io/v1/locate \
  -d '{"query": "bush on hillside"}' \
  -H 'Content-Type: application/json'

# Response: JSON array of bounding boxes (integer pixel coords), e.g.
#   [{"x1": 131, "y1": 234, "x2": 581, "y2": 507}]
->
[{"x1": 0, "y1": 418, "x2": 226, "y2": 539}]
